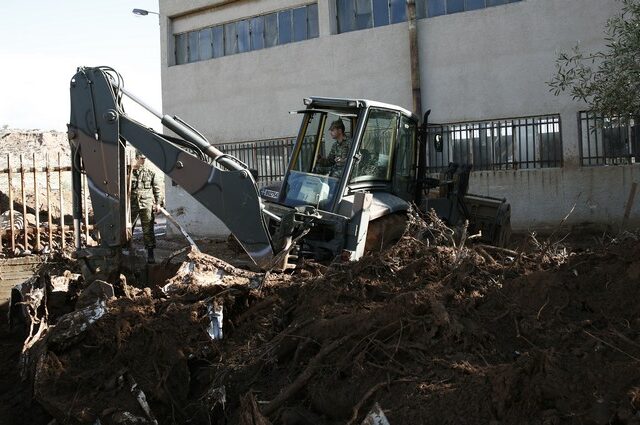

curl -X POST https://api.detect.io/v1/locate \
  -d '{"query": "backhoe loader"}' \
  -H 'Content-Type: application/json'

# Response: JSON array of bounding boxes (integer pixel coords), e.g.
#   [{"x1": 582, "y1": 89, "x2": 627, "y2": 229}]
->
[{"x1": 68, "y1": 66, "x2": 510, "y2": 273}]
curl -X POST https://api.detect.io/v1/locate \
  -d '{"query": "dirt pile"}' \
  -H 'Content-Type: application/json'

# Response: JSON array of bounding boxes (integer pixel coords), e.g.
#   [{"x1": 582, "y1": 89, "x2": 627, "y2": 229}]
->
[
  {"x1": 14, "y1": 216, "x2": 640, "y2": 424},
  {"x1": 0, "y1": 129, "x2": 70, "y2": 161}
]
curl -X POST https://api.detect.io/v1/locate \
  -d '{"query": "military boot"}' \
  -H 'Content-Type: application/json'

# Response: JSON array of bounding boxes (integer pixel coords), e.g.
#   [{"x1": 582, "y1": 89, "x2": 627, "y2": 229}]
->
[{"x1": 147, "y1": 248, "x2": 155, "y2": 264}]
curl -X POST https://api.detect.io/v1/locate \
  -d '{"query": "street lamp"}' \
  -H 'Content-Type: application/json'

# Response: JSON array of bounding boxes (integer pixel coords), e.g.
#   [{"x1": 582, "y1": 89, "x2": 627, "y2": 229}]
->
[{"x1": 132, "y1": 8, "x2": 159, "y2": 16}]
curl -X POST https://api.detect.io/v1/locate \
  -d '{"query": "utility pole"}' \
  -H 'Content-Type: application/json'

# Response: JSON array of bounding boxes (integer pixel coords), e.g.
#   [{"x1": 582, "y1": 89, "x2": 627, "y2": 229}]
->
[{"x1": 407, "y1": 0, "x2": 422, "y2": 118}]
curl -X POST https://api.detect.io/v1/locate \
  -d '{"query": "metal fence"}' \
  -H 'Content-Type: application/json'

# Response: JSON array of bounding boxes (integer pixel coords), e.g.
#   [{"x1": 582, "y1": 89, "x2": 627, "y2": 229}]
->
[
  {"x1": 0, "y1": 137, "x2": 295, "y2": 257},
  {"x1": 426, "y1": 114, "x2": 563, "y2": 172},
  {"x1": 579, "y1": 112, "x2": 639, "y2": 166},
  {"x1": 0, "y1": 153, "x2": 86, "y2": 256},
  {"x1": 218, "y1": 137, "x2": 296, "y2": 186}
]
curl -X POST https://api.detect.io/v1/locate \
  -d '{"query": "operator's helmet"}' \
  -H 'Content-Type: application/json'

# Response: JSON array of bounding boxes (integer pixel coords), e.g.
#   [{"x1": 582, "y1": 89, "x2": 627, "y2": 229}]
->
[{"x1": 135, "y1": 150, "x2": 146, "y2": 159}]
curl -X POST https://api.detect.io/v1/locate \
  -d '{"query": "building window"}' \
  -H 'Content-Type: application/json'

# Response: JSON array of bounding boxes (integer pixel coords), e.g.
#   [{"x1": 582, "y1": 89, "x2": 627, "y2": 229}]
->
[
  {"x1": 426, "y1": 114, "x2": 562, "y2": 172},
  {"x1": 579, "y1": 112, "x2": 638, "y2": 166},
  {"x1": 174, "y1": 3, "x2": 320, "y2": 65},
  {"x1": 264, "y1": 13, "x2": 279, "y2": 48},
  {"x1": 237, "y1": 19, "x2": 250, "y2": 53},
  {"x1": 337, "y1": 0, "x2": 521, "y2": 33},
  {"x1": 212, "y1": 26, "x2": 224, "y2": 58},
  {"x1": 278, "y1": 10, "x2": 293, "y2": 44},
  {"x1": 250, "y1": 17, "x2": 265, "y2": 50},
  {"x1": 308, "y1": 4, "x2": 319, "y2": 38},
  {"x1": 198, "y1": 28, "x2": 212, "y2": 61},
  {"x1": 175, "y1": 33, "x2": 188, "y2": 65}
]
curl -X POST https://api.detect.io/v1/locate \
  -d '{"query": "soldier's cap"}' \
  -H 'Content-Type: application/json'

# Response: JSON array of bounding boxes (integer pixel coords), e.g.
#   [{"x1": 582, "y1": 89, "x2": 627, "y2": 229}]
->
[
  {"x1": 135, "y1": 150, "x2": 146, "y2": 159},
  {"x1": 329, "y1": 119, "x2": 345, "y2": 132}
]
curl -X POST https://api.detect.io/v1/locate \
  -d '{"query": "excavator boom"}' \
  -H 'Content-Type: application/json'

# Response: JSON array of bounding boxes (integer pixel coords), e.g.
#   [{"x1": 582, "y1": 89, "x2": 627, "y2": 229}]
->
[{"x1": 68, "y1": 66, "x2": 275, "y2": 268}]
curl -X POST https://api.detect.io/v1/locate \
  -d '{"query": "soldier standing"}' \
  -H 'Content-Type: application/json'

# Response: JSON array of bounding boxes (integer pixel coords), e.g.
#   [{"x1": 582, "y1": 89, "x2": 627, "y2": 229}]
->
[{"x1": 131, "y1": 151, "x2": 163, "y2": 263}]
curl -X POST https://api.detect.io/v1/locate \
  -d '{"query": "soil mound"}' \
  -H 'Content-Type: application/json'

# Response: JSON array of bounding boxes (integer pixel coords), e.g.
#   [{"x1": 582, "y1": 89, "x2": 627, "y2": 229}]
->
[{"x1": 14, "y1": 216, "x2": 640, "y2": 424}]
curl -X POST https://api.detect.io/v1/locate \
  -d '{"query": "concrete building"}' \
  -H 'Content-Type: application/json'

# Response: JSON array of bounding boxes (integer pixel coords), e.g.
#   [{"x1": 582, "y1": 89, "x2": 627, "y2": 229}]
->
[{"x1": 157, "y1": 0, "x2": 638, "y2": 237}]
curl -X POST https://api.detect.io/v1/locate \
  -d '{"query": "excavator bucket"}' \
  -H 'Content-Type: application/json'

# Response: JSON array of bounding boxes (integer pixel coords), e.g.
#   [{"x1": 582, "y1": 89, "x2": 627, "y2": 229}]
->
[{"x1": 464, "y1": 194, "x2": 512, "y2": 247}]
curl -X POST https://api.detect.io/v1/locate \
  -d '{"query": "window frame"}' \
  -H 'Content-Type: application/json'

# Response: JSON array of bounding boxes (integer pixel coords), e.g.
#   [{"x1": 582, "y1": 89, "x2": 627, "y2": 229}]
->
[{"x1": 173, "y1": 3, "x2": 320, "y2": 65}]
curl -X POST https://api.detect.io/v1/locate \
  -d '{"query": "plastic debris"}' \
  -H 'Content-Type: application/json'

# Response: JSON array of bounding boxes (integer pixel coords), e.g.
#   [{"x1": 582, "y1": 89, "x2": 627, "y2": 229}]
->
[
  {"x1": 48, "y1": 300, "x2": 107, "y2": 351},
  {"x1": 127, "y1": 374, "x2": 158, "y2": 425},
  {"x1": 207, "y1": 302, "x2": 224, "y2": 340},
  {"x1": 362, "y1": 403, "x2": 390, "y2": 425}
]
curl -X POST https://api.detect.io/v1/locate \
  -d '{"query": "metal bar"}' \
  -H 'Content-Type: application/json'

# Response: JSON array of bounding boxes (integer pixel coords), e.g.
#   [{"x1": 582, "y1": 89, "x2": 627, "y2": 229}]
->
[
  {"x1": 578, "y1": 113, "x2": 584, "y2": 166},
  {"x1": 510, "y1": 123, "x2": 515, "y2": 169},
  {"x1": 518, "y1": 121, "x2": 524, "y2": 169},
  {"x1": 531, "y1": 119, "x2": 537, "y2": 169},
  {"x1": 261, "y1": 143, "x2": 267, "y2": 183},
  {"x1": 33, "y1": 153, "x2": 40, "y2": 251},
  {"x1": 83, "y1": 172, "x2": 90, "y2": 244},
  {"x1": 495, "y1": 122, "x2": 500, "y2": 169},
  {"x1": 158, "y1": 206, "x2": 200, "y2": 251},
  {"x1": 252, "y1": 144, "x2": 258, "y2": 181},
  {"x1": 8, "y1": 155, "x2": 15, "y2": 252},
  {"x1": 20, "y1": 154, "x2": 27, "y2": 250},
  {"x1": 594, "y1": 113, "x2": 601, "y2": 163},
  {"x1": 46, "y1": 154, "x2": 53, "y2": 249},
  {"x1": 558, "y1": 115, "x2": 564, "y2": 167},
  {"x1": 526, "y1": 119, "x2": 531, "y2": 169},
  {"x1": 71, "y1": 139, "x2": 82, "y2": 249},
  {"x1": 58, "y1": 152, "x2": 65, "y2": 250}
]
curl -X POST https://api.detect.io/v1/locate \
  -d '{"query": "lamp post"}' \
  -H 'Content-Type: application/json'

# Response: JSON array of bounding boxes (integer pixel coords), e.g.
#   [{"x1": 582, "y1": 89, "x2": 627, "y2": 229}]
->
[{"x1": 132, "y1": 8, "x2": 159, "y2": 16}]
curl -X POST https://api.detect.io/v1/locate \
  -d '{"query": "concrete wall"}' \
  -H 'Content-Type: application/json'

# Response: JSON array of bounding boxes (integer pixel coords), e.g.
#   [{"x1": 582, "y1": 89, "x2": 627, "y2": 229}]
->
[
  {"x1": 158, "y1": 0, "x2": 639, "y2": 237},
  {"x1": 471, "y1": 166, "x2": 640, "y2": 232}
]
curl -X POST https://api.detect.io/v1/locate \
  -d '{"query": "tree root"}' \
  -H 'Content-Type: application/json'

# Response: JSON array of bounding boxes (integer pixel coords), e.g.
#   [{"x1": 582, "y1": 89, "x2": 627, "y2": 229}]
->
[{"x1": 262, "y1": 336, "x2": 348, "y2": 416}]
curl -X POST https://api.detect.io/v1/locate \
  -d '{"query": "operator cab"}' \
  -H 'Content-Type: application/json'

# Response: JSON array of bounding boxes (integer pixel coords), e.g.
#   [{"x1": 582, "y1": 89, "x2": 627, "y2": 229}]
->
[{"x1": 278, "y1": 97, "x2": 420, "y2": 214}]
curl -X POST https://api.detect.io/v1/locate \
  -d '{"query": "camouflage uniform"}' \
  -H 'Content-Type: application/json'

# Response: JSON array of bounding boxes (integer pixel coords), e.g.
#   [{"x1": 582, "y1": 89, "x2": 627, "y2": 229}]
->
[
  {"x1": 131, "y1": 165, "x2": 163, "y2": 250},
  {"x1": 317, "y1": 138, "x2": 352, "y2": 177}
]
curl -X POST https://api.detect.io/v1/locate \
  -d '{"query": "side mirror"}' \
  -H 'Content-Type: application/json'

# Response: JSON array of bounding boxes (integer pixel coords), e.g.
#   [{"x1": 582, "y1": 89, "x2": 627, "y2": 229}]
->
[{"x1": 434, "y1": 134, "x2": 443, "y2": 152}]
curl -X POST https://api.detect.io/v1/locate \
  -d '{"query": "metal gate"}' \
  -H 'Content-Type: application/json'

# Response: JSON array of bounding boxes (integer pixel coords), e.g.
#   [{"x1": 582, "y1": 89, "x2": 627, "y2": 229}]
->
[
  {"x1": 1, "y1": 137, "x2": 295, "y2": 257},
  {"x1": 0, "y1": 153, "x2": 89, "y2": 257}
]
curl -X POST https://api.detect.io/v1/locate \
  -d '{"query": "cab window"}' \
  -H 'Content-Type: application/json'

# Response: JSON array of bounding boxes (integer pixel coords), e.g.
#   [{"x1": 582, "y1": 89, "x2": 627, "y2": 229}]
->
[
  {"x1": 350, "y1": 109, "x2": 399, "y2": 182},
  {"x1": 392, "y1": 115, "x2": 417, "y2": 198}
]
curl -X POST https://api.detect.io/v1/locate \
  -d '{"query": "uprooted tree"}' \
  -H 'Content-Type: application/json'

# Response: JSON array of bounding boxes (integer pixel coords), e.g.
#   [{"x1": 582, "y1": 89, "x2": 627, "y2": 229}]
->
[{"x1": 548, "y1": 0, "x2": 640, "y2": 118}]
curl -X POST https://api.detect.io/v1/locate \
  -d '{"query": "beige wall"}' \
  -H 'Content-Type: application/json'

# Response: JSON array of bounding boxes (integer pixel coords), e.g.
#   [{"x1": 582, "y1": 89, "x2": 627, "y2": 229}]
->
[{"x1": 157, "y1": 0, "x2": 637, "y2": 237}]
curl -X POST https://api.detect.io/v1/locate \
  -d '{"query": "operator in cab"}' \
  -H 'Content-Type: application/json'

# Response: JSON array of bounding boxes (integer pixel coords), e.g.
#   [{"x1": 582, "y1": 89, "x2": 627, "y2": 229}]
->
[
  {"x1": 131, "y1": 151, "x2": 164, "y2": 263},
  {"x1": 316, "y1": 119, "x2": 352, "y2": 177}
]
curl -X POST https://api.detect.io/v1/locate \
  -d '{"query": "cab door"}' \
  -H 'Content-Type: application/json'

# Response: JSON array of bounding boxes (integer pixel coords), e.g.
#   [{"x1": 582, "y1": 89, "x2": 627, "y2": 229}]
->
[
  {"x1": 349, "y1": 108, "x2": 399, "y2": 183},
  {"x1": 391, "y1": 115, "x2": 418, "y2": 201}
]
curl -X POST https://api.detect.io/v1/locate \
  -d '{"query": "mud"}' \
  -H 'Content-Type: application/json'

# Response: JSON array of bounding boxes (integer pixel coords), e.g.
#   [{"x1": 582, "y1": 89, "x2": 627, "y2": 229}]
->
[{"x1": 3, "y1": 215, "x2": 640, "y2": 424}]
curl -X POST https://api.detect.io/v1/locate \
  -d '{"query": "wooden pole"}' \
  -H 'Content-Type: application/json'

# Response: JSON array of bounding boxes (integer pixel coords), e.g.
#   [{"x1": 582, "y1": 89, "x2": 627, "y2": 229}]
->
[
  {"x1": 58, "y1": 152, "x2": 65, "y2": 250},
  {"x1": 0, "y1": 157, "x2": 4, "y2": 250},
  {"x1": 8, "y1": 154, "x2": 15, "y2": 252},
  {"x1": 46, "y1": 154, "x2": 53, "y2": 249},
  {"x1": 33, "y1": 153, "x2": 41, "y2": 251},
  {"x1": 20, "y1": 154, "x2": 28, "y2": 250},
  {"x1": 407, "y1": 0, "x2": 422, "y2": 119}
]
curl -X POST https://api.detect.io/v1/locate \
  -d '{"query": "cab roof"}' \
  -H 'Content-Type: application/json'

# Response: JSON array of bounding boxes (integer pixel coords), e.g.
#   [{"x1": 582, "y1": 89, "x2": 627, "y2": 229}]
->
[{"x1": 305, "y1": 96, "x2": 419, "y2": 121}]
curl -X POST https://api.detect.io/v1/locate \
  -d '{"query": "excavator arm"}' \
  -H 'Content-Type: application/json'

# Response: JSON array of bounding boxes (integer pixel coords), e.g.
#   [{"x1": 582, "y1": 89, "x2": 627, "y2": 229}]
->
[{"x1": 68, "y1": 66, "x2": 275, "y2": 268}]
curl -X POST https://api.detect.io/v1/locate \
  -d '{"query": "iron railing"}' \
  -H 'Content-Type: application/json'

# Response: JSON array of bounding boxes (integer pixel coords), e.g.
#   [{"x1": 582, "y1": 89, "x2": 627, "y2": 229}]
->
[
  {"x1": 426, "y1": 114, "x2": 563, "y2": 173},
  {"x1": 579, "y1": 112, "x2": 638, "y2": 166},
  {"x1": 0, "y1": 153, "x2": 80, "y2": 256},
  {"x1": 218, "y1": 137, "x2": 296, "y2": 186}
]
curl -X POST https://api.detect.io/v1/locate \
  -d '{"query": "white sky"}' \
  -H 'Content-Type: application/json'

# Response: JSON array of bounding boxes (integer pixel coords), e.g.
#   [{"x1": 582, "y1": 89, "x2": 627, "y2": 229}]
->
[{"x1": 0, "y1": 0, "x2": 162, "y2": 131}]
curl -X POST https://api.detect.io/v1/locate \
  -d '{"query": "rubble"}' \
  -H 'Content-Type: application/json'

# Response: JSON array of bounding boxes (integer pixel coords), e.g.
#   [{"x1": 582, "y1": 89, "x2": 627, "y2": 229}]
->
[{"x1": 1, "y1": 213, "x2": 639, "y2": 424}]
